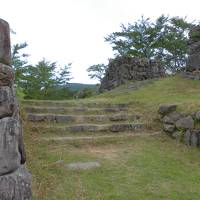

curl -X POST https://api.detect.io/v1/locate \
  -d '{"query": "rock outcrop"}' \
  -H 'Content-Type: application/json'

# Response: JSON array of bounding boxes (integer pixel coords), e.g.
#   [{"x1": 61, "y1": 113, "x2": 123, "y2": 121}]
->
[
  {"x1": 182, "y1": 25, "x2": 200, "y2": 79},
  {"x1": 99, "y1": 56, "x2": 165, "y2": 92},
  {"x1": 0, "y1": 18, "x2": 32, "y2": 199}
]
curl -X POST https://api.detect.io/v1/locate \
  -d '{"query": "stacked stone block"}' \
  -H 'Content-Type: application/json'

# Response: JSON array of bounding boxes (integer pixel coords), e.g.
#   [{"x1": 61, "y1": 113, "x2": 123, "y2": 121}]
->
[
  {"x1": 158, "y1": 104, "x2": 200, "y2": 147},
  {"x1": 99, "y1": 56, "x2": 165, "y2": 92},
  {"x1": 183, "y1": 25, "x2": 200, "y2": 79},
  {"x1": 0, "y1": 19, "x2": 32, "y2": 199}
]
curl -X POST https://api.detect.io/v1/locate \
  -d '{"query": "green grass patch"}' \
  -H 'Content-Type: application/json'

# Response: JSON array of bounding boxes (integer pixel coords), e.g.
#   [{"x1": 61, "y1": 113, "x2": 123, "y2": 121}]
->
[{"x1": 25, "y1": 131, "x2": 200, "y2": 200}]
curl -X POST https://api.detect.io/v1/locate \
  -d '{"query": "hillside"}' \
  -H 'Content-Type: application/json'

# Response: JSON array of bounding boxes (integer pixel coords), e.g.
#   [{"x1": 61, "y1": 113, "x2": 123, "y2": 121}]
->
[{"x1": 22, "y1": 75, "x2": 200, "y2": 200}]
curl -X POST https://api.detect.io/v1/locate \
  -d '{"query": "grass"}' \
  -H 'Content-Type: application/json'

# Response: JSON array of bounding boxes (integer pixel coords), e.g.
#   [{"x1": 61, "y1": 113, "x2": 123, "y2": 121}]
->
[
  {"x1": 95, "y1": 75, "x2": 200, "y2": 112},
  {"x1": 25, "y1": 131, "x2": 200, "y2": 200},
  {"x1": 22, "y1": 75, "x2": 200, "y2": 199}
]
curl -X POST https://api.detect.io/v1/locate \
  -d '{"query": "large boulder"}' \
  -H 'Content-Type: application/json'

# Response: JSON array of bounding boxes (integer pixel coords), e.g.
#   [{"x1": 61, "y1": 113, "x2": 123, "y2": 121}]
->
[
  {"x1": 158, "y1": 104, "x2": 177, "y2": 116},
  {"x1": 0, "y1": 19, "x2": 11, "y2": 66},
  {"x1": 175, "y1": 116, "x2": 194, "y2": 130},
  {"x1": 162, "y1": 112, "x2": 183, "y2": 124},
  {"x1": 0, "y1": 117, "x2": 21, "y2": 175},
  {"x1": 0, "y1": 166, "x2": 32, "y2": 200}
]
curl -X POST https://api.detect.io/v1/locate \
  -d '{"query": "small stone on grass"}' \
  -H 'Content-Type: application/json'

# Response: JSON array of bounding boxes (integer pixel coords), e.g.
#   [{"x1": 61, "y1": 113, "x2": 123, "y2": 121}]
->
[{"x1": 65, "y1": 161, "x2": 101, "y2": 170}]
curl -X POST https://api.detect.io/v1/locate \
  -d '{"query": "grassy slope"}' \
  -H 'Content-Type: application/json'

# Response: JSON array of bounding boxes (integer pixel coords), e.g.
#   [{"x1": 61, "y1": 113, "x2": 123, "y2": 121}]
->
[
  {"x1": 95, "y1": 76, "x2": 200, "y2": 112},
  {"x1": 24, "y1": 75, "x2": 200, "y2": 200}
]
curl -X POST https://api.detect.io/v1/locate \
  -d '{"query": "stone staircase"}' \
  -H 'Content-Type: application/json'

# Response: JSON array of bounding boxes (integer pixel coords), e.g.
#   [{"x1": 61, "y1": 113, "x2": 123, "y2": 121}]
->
[{"x1": 23, "y1": 100, "x2": 152, "y2": 143}]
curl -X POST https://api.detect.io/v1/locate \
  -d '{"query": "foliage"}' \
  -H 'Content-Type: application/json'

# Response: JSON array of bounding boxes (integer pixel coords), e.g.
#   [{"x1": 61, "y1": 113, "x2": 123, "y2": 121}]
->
[
  {"x1": 21, "y1": 59, "x2": 72, "y2": 100},
  {"x1": 68, "y1": 83, "x2": 96, "y2": 91},
  {"x1": 105, "y1": 15, "x2": 193, "y2": 72},
  {"x1": 87, "y1": 64, "x2": 108, "y2": 82},
  {"x1": 16, "y1": 86, "x2": 25, "y2": 100},
  {"x1": 74, "y1": 88, "x2": 95, "y2": 99},
  {"x1": 41, "y1": 87, "x2": 74, "y2": 100},
  {"x1": 57, "y1": 63, "x2": 72, "y2": 86},
  {"x1": 22, "y1": 59, "x2": 57, "y2": 99},
  {"x1": 11, "y1": 42, "x2": 29, "y2": 86}
]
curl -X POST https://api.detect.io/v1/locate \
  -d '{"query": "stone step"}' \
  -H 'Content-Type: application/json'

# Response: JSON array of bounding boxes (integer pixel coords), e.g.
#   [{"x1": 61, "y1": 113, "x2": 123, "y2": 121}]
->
[
  {"x1": 27, "y1": 113, "x2": 141, "y2": 123},
  {"x1": 30, "y1": 122, "x2": 145, "y2": 133},
  {"x1": 42, "y1": 132, "x2": 158, "y2": 142},
  {"x1": 22, "y1": 100, "x2": 129, "y2": 108},
  {"x1": 24, "y1": 106, "x2": 128, "y2": 115}
]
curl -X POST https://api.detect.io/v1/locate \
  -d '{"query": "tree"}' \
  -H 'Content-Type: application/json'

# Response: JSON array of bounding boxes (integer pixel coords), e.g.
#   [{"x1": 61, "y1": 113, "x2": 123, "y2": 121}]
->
[
  {"x1": 22, "y1": 59, "x2": 73, "y2": 99},
  {"x1": 105, "y1": 15, "x2": 192, "y2": 72},
  {"x1": 87, "y1": 64, "x2": 108, "y2": 82},
  {"x1": 58, "y1": 63, "x2": 72, "y2": 85},
  {"x1": 22, "y1": 59, "x2": 58, "y2": 99},
  {"x1": 11, "y1": 42, "x2": 29, "y2": 86}
]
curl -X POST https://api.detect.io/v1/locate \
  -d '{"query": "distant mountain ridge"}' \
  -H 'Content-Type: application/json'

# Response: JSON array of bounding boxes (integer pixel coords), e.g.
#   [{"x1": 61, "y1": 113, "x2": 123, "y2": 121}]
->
[{"x1": 68, "y1": 83, "x2": 96, "y2": 91}]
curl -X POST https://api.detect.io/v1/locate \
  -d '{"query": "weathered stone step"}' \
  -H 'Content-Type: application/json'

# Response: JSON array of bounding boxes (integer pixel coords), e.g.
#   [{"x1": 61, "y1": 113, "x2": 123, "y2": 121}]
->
[
  {"x1": 24, "y1": 106, "x2": 128, "y2": 114},
  {"x1": 42, "y1": 132, "x2": 158, "y2": 142},
  {"x1": 27, "y1": 113, "x2": 141, "y2": 123},
  {"x1": 30, "y1": 122, "x2": 145, "y2": 133},
  {"x1": 22, "y1": 100, "x2": 129, "y2": 108}
]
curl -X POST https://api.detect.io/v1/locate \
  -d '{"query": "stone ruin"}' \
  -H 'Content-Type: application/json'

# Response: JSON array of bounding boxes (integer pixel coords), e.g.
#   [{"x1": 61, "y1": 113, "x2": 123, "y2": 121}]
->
[
  {"x1": 159, "y1": 104, "x2": 200, "y2": 148},
  {"x1": 0, "y1": 19, "x2": 32, "y2": 199},
  {"x1": 183, "y1": 25, "x2": 200, "y2": 79},
  {"x1": 99, "y1": 56, "x2": 165, "y2": 92}
]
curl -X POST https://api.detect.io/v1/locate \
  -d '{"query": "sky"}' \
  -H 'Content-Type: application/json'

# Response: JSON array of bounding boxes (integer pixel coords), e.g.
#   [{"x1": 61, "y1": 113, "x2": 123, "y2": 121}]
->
[{"x1": 0, "y1": 0, "x2": 200, "y2": 84}]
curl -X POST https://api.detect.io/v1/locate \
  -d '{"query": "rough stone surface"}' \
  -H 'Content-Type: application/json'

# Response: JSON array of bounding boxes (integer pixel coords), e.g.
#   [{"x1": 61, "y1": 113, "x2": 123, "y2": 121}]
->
[
  {"x1": 175, "y1": 116, "x2": 194, "y2": 130},
  {"x1": 27, "y1": 113, "x2": 140, "y2": 123},
  {"x1": 65, "y1": 162, "x2": 101, "y2": 170},
  {"x1": 0, "y1": 117, "x2": 22, "y2": 175},
  {"x1": 0, "y1": 19, "x2": 11, "y2": 66},
  {"x1": 0, "y1": 18, "x2": 31, "y2": 199},
  {"x1": 0, "y1": 63, "x2": 14, "y2": 86},
  {"x1": 159, "y1": 104, "x2": 200, "y2": 148},
  {"x1": 99, "y1": 56, "x2": 165, "y2": 92},
  {"x1": 184, "y1": 130, "x2": 191, "y2": 145},
  {"x1": 0, "y1": 86, "x2": 15, "y2": 118},
  {"x1": 158, "y1": 104, "x2": 177, "y2": 115},
  {"x1": 195, "y1": 111, "x2": 200, "y2": 120},
  {"x1": 190, "y1": 130, "x2": 200, "y2": 147},
  {"x1": 0, "y1": 166, "x2": 32, "y2": 200},
  {"x1": 109, "y1": 123, "x2": 144, "y2": 132},
  {"x1": 183, "y1": 25, "x2": 200, "y2": 79},
  {"x1": 163, "y1": 123, "x2": 175, "y2": 133}
]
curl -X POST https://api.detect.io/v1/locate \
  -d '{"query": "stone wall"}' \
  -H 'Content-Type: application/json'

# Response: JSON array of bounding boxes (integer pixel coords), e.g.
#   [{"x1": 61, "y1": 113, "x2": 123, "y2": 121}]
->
[
  {"x1": 0, "y1": 19, "x2": 32, "y2": 199},
  {"x1": 182, "y1": 25, "x2": 200, "y2": 80},
  {"x1": 99, "y1": 56, "x2": 165, "y2": 92},
  {"x1": 158, "y1": 104, "x2": 200, "y2": 147}
]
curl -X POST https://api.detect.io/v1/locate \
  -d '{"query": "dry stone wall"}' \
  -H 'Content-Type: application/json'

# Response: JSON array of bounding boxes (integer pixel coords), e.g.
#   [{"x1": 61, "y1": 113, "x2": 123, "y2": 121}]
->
[
  {"x1": 159, "y1": 104, "x2": 200, "y2": 147},
  {"x1": 99, "y1": 56, "x2": 165, "y2": 92},
  {"x1": 0, "y1": 19, "x2": 32, "y2": 199},
  {"x1": 182, "y1": 25, "x2": 200, "y2": 80}
]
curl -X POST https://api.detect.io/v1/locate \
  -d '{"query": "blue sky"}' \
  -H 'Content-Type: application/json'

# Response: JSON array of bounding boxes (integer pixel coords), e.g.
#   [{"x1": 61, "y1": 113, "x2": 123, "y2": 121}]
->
[{"x1": 0, "y1": 0, "x2": 199, "y2": 83}]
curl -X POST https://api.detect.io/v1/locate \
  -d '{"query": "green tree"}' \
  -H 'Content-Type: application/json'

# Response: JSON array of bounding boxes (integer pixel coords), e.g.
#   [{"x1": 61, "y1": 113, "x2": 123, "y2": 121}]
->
[
  {"x1": 105, "y1": 15, "x2": 192, "y2": 72},
  {"x1": 11, "y1": 42, "x2": 29, "y2": 86},
  {"x1": 58, "y1": 63, "x2": 72, "y2": 85},
  {"x1": 22, "y1": 59, "x2": 73, "y2": 100},
  {"x1": 23, "y1": 59, "x2": 58, "y2": 99},
  {"x1": 87, "y1": 64, "x2": 108, "y2": 82}
]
